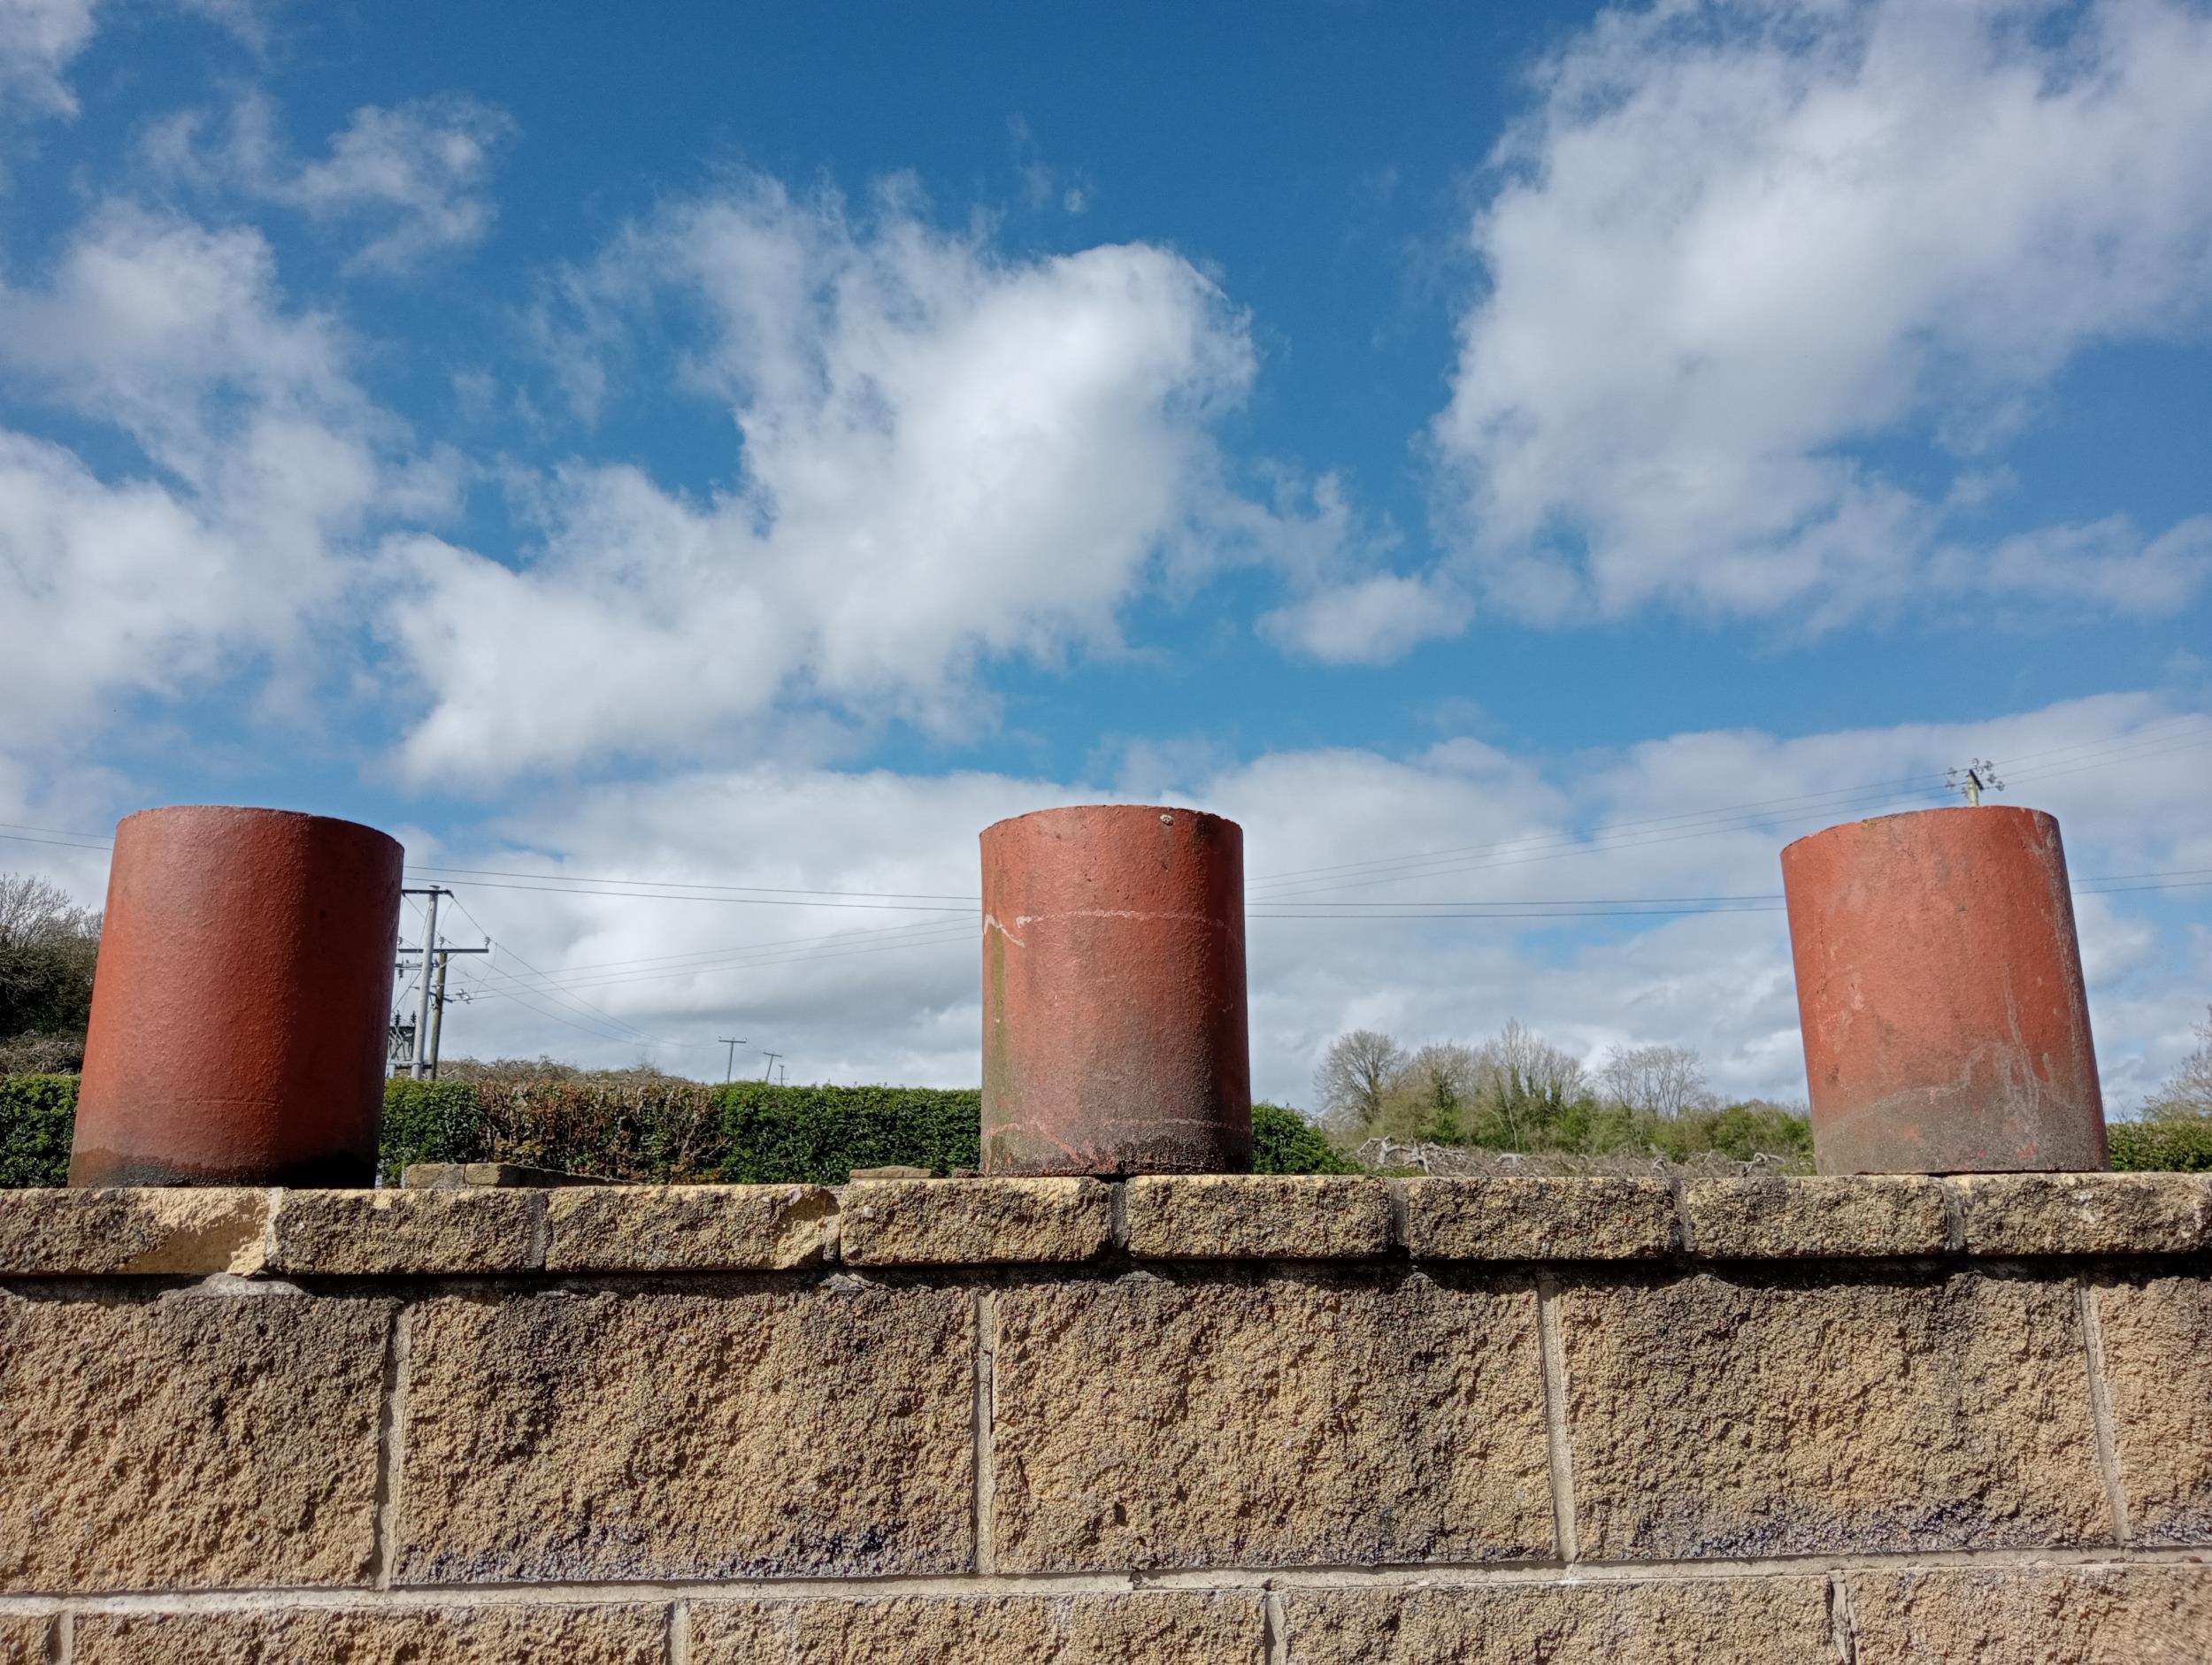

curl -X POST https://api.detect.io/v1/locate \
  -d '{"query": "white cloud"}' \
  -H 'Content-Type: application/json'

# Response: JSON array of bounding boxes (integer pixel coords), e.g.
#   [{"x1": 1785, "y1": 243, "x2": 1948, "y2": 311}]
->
[
  {"x1": 0, "y1": 203, "x2": 447, "y2": 744},
  {"x1": 1961, "y1": 514, "x2": 2212, "y2": 615},
  {"x1": 148, "y1": 92, "x2": 515, "y2": 272},
  {"x1": 1432, "y1": 0, "x2": 2212, "y2": 626},
  {"x1": 398, "y1": 693, "x2": 2212, "y2": 1112},
  {"x1": 0, "y1": 0, "x2": 97, "y2": 119},
  {"x1": 385, "y1": 178, "x2": 1309, "y2": 784},
  {"x1": 168, "y1": 0, "x2": 284, "y2": 50},
  {"x1": 1259, "y1": 572, "x2": 1474, "y2": 664}
]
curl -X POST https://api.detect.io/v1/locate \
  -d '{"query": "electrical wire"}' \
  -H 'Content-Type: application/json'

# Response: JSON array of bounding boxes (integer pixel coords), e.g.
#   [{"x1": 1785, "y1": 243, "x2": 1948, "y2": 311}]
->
[{"x1": 404, "y1": 862, "x2": 975, "y2": 903}]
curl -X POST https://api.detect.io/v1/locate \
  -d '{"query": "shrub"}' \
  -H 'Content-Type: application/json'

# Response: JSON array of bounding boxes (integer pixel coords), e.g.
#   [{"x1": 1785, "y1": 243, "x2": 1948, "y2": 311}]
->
[
  {"x1": 714, "y1": 1082, "x2": 981, "y2": 1184},
  {"x1": 378, "y1": 1079, "x2": 490, "y2": 1181},
  {"x1": 0, "y1": 1074, "x2": 76, "y2": 1188},
  {"x1": 472, "y1": 1076, "x2": 722, "y2": 1181},
  {"x1": 0, "y1": 1032, "x2": 86, "y2": 1075},
  {"x1": 1252, "y1": 1101, "x2": 1362, "y2": 1174},
  {"x1": 2110, "y1": 1117, "x2": 2212, "y2": 1173}
]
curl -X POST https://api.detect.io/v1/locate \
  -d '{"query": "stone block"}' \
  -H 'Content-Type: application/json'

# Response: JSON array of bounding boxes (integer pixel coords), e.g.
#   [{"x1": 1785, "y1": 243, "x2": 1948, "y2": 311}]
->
[
  {"x1": 0, "y1": 1617, "x2": 47, "y2": 1665},
  {"x1": 1682, "y1": 1175, "x2": 1948, "y2": 1259},
  {"x1": 0, "y1": 1288, "x2": 389, "y2": 1590},
  {"x1": 267, "y1": 1188, "x2": 540, "y2": 1275},
  {"x1": 0, "y1": 1186, "x2": 270, "y2": 1276},
  {"x1": 1283, "y1": 1578, "x2": 1835, "y2": 1664},
  {"x1": 397, "y1": 1284, "x2": 973, "y2": 1581},
  {"x1": 544, "y1": 1185, "x2": 833, "y2": 1272},
  {"x1": 991, "y1": 1270, "x2": 1551, "y2": 1571},
  {"x1": 73, "y1": 1605, "x2": 667, "y2": 1663},
  {"x1": 1125, "y1": 1174, "x2": 1392, "y2": 1259},
  {"x1": 1403, "y1": 1177, "x2": 1673, "y2": 1260},
  {"x1": 839, "y1": 1177, "x2": 1110, "y2": 1265},
  {"x1": 1952, "y1": 1172, "x2": 2210, "y2": 1255},
  {"x1": 692, "y1": 1592, "x2": 1263, "y2": 1664},
  {"x1": 1559, "y1": 1270, "x2": 2110, "y2": 1558},
  {"x1": 2094, "y1": 1271, "x2": 2212, "y2": 1545},
  {"x1": 403, "y1": 1162, "x2": 615, "y2": 1189},
  {"x1": 1844, "y1": 1565, "x2": 2212, "y2": 1662}
]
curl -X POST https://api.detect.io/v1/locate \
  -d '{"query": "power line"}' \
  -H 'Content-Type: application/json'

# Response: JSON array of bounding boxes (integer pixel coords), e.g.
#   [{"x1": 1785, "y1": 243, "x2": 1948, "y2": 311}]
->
[
  {"x1": 404, "y1": 862, "x2": 975, "y2": 903},
  {"x1": 460, "y1": 921, "x2": 977, "y2": 1001},
  {"x1": 5, "y1": 711, "x2": 2208, "y2": 903},
  {"x1": 404, "y1": 875, "x2": 974, "y2": 912}
]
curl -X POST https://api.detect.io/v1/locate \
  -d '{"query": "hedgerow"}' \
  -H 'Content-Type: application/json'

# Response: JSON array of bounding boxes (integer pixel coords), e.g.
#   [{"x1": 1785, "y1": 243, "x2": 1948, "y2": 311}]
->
[
  {"x1": 2109, "y1": 1118, "x2": 2212, "y2": 1172},
  {"x1": 15, "y1": 1070, "x2": 2196, "y2": 1184},
  {"x1": 1252, "y1": 1102, "x2": 1362, "y2": 1174},
  {"x1": 0, "y1": 1074, "x2": 74, "y2": 1188}
]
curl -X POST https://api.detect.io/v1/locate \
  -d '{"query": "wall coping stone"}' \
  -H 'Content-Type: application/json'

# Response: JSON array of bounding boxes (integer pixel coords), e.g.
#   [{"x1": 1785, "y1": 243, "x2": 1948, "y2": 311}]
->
[
  {"x1": 402, "y1": 1162, "x2": 616, "y2": 1190},
  {"x1": 839, "y1": 1177, "x2": 1113, "y2": 1266},
  {"x1": 2, "y1": 1171, "x2": 2208, "y2": 1276}
]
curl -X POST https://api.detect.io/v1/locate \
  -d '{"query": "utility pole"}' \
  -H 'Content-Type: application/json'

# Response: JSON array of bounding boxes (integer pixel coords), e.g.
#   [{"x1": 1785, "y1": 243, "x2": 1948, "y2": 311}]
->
[
  {"x1": 427, "y1": 952, "x2": 449, "y2": 1079},
  {"x1": 1947, "y1": 758, "x2": 2005, "y2": 807},
  {"x1": 411, "y1": 888, "x2": 441, "y2": 1080},
  {"x1": 396, "y1": 887, "x2": 488, "y2": 1078},
  {"x1": 760, "y1": 1050, "x2": 783, "y2": 1084},
  {"x1": 719, "y1": 1036, "x2": 748, "y2": 1083}
]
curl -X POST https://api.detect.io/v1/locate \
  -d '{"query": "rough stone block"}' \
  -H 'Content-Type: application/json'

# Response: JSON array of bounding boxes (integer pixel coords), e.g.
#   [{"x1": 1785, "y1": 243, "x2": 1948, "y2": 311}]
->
[
  {"x1": 1403, "y1": 1177, "x2": 1673, "y2": 1260},
  {"x1": 0, "y1": 1288, "x2": 390, "y2": 1590},
  {"x1": 991, "y1": 1270, "x2": 1551, "y2": 1571},
  {"x1": 267, "y1": 1188, "x2": 540, "y2": 1275},
  {"x1": 544, "y1": 1185, "x2": 833, "y2": 1272},
  {"x1": 2094, "y1": 1272, "x2": 2212, "y2": 1545},
  {"x1": 1559, "y1": 1270, "x2": 2110, "y2": 1558},
  {"x1": 1283, "y1": 1578, "x2": 1835, "y2": 1664},
  {"x1": 839, "y1": 1177, "x2": 1110, "y2": 1265},
  {"x1": 397, "y1": 1285, "x2": 973, "y2": 1581},
  {"x1": 1844, "y1": 1565, "x2": 2212, "y2": 1662},
  {"x1": 1683, "y1": 1175, "x2": 1948, "y2": 1259},
  {"x1": 1952, "y1": 1172, "x2": 2211, "y2": 1255},
  {"x1": 403, "y1": 1162, "x2": 614, "y2": 1189},
  {"x1": 0, "y1": 1186, "x2": 270, "y2": 1276},
  {"x1": 693, "y1": 1592, "x2": 1264, "y2": 1664},
  {"x1": 73, "y1": 1605, "x2": 667, "y2": 1663},
  {"x1": 1125, "y1": 1174, "x2": 1393, "y2": 1259},
  {"x1": 0, "y1": 1617, "x2": 47, "y2": 1665}
]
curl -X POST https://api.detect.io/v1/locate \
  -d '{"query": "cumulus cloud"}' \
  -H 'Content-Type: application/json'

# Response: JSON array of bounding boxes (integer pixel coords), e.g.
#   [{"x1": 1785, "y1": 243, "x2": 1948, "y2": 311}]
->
[
  {"x1": 0, "y1": 0, "x2": 98, "y2": 119},
  {"x1": 396, "y1": 694, "x2": 2212, "y2": 1109},
  {"x1": 384, "y1": 178, "x2": 1325, "y2": 783},
  {"x1": 147, "y1": 91, "x2": 516, "y2": 272},
  {"x1": 1259, "y1": 572, "x2": 1474, "y2": 664},
  {"x1": 0, "y1": 203, "x2": 449, "y2": 742},
  {"x1": 1432, "y1": 0, "x2": 2212, "y2": 626}
]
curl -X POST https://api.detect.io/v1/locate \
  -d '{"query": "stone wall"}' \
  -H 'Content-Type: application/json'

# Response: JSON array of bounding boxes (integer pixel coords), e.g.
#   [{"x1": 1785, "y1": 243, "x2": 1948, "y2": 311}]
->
[{"x1": 1, "y1": 1171, "x2": 2208, "y2": 1662}]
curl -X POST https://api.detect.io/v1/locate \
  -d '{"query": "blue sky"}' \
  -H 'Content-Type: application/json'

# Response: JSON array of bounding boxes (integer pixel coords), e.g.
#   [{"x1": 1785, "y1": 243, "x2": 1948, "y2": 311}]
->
[{"x1": 3, "y1": 0, "x2": 2208, "y2": 1104}]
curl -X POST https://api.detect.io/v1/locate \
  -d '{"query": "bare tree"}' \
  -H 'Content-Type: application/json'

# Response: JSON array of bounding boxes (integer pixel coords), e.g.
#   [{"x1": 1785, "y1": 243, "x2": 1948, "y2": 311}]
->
[
  {"x1": 0, "y1": 872, "x2": 102, "y2": 1044},
  {"x1": 1379, "y1": 1041, "x2": 1482, "y2": 1141},
  {"x1": 1472, "y1": 1018, "x2": 1586, "y2": 1152},
  {"x1": 0, "y1": 873, "x2": 94, "y2": 948},
  {"x1": 2144, "y1": 1005, "x2": 2212, "y2": 1123},
  {"x1": 1485, "y1": 1017, "x2": 1585, "y2": 1102},
  {"x1": 1402, "y1": 1040, "x2": 1480, "y2": 1105},
  {"x1": 1598, "y1": 1043, "x2": 1712, "y2": 1118},
  {"x1": 1314, "y1": 1029, "x2": 1408, "y2": 1132}
]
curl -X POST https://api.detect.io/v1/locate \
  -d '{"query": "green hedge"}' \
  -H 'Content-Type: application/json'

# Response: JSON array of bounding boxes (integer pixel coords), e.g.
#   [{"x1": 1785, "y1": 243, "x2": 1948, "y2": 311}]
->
[
  {"x1": 379, "y1": 1079, "x2": 488, "y2": 1178},
  {"x1": 0, "y1": 1075, "x2": 1366, "y2": 1185},
  {"x1": 0, "y1": 1074, "x2": 75, "y2": 1188},
  {"x1": 1253, "y1": 1102, "x2": 1361, "y2": 1174},
  {"x1": 714, "y1": 1081, "x2": 980, "y2": 1183},
  {"x1": 2110, "y1": 1118, "x2": 2212, "y2": 1172},
  {"x1": 10, "y1": 1065, "x2": 2209, "y2": 1184}
]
